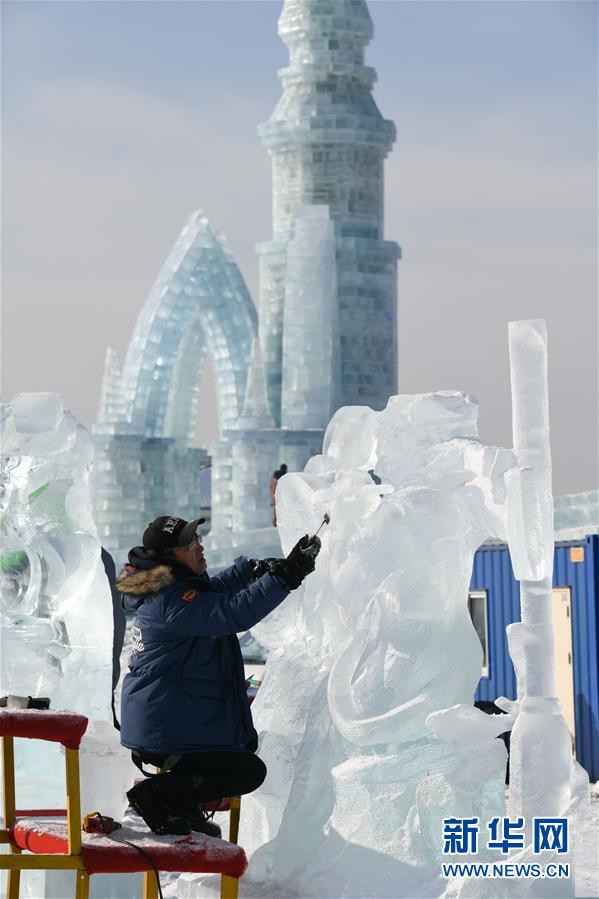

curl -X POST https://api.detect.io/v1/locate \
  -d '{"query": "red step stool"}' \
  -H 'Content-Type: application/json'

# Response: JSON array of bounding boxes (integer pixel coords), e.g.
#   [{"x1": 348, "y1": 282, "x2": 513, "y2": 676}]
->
[{"x1": 0, "y1": 708, "x2": 247, "y2": 899}]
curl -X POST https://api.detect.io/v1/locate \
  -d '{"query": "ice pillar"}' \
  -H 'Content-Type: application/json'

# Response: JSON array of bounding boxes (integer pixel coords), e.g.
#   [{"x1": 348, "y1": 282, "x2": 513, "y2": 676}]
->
[
  {"x1": 506, "y1": 320, "x2": 574, "y2": 827},
  {"x1": 507, "y1": 319, "x2": 555, "y2": 697}
]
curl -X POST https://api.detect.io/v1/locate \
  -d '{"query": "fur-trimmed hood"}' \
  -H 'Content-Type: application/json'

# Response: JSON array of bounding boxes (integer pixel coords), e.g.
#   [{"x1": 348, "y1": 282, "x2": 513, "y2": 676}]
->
[
  {"x1": 116, "y1": 565, "x2": 176, "y2": 596},
  {"x1": 116, "y1": 545, "x2": 205, "y2": 598}
]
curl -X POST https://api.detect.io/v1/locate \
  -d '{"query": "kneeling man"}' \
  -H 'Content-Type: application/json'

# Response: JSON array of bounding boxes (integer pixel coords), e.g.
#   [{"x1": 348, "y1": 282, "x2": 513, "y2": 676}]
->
[{"x1": 118, "y1": 515, "x2": 320, "y2": 836}]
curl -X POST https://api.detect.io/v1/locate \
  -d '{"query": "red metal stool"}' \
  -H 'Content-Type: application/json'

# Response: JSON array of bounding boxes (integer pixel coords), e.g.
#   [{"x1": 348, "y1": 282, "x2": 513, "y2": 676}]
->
[{"x1": 0, "y1": 709, "x2": 247, "y2": 899}]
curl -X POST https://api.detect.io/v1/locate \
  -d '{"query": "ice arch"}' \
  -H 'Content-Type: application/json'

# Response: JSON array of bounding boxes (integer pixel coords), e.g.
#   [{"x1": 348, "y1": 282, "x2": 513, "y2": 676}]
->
[{"x1": 101, "y1": 210, "x2": 257, "y2": 442}]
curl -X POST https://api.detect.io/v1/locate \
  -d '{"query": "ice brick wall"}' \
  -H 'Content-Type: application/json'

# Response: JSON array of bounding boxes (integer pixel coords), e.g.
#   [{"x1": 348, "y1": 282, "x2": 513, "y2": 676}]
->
[
  {"x1": 281, "y1": 206, "x2": 340, "y2": 430},
  {"x1": 92, "y1": 433, "x2": 207, "y2": 557},
  {"x1": 227, "y1": 428, "x2": 325, "y2": 533},
  {"x1": 117, "y1": 210, "x2": 257, "y2": 439}
]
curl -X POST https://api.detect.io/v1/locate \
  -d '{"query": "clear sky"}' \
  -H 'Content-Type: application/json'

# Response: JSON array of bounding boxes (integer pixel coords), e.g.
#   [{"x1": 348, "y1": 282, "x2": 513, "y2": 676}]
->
[{"x1": 2, "y1": 0, "x2": 597, "y2": 495}]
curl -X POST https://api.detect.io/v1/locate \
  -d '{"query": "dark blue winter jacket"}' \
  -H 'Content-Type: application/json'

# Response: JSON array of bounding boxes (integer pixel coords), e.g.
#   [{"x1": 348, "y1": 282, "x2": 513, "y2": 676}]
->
[{"x1": 117, "y1": 550, "x2": 289, "y2": 754}]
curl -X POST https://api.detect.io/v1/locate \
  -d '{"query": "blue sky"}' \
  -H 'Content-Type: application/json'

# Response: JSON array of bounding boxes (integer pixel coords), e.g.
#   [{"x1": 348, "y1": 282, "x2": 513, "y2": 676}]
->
[{"x1": 2, "y1": 1, "x2": 597, "y2": 494}]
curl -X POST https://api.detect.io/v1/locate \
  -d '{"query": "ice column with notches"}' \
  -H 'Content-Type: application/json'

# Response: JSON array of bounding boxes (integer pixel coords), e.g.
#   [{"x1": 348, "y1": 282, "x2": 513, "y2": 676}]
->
[
  {"x1": 506, "y1": 321, "x2": 578, "y2": 850},
  {"x1": 281, "y1": 205, "x2": 339, "y2": 430}
]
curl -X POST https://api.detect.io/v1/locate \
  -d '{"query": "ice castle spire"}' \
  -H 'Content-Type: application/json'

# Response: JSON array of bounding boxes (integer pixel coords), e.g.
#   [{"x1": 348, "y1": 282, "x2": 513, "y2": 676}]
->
[{"x1": 257, "y1": 0, "x2": 400, "y2": 424}]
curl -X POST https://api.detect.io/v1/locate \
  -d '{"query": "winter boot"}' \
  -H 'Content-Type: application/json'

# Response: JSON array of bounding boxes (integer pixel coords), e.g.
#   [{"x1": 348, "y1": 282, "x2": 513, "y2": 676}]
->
[
  {"x1": 184, "y1": 808, "x2": 222, "y2": 839},
  {"x1": 154, "y1": 772, "x2": 223, "y2": 837},
  {"x1": 127, "y1": 778, "x2": 190, "y2": 836}
]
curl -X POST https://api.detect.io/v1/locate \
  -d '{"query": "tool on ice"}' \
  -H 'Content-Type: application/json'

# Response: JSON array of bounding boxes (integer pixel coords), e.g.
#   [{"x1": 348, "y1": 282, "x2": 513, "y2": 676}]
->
[{"x1": 313, "y1": 512, "x2": 331, "y2": 540}]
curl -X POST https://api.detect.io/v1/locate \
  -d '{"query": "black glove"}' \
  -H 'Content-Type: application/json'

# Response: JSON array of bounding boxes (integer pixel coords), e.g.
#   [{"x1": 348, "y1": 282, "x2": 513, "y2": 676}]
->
[
  {"x1": 249, "y1": 558, "x2": 281, "y2": 581},
  {"x1": 268, "y1": 534, "x2": 321, "y2": 590}
]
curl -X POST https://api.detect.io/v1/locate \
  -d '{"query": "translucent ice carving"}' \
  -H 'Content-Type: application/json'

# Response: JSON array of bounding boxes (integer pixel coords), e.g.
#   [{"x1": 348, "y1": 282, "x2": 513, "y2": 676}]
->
[
  {"x1": 1, "y1": 394, "x2": 110, "y2": 705},
  {"x1": 506, "y1": 321, "x2": 579, "y2": 885},
  {"x1": 228, "y1": 391, "x2": 516, "y2": 897},
  {"x1": 227, "y1": 369, "x2": 586, "y2": 898},
  {"x1": 0, "y1": 394, "x2": 131, "y2": 836}
]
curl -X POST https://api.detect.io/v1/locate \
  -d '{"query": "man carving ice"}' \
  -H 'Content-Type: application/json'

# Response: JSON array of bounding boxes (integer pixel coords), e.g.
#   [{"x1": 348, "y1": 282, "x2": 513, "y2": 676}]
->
[{"x1": 118, "y1": 514, "x2": 320, "y2": 836}]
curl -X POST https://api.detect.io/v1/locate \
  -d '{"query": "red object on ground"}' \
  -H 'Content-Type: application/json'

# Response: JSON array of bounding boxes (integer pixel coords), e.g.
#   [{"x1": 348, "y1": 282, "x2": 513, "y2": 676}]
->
[
  {"x1": 10, "y1": 818, "x2": 248, "y2": 878},
  {"x1": 0, "y1": 709, "x2": 88, "y2": 750}
]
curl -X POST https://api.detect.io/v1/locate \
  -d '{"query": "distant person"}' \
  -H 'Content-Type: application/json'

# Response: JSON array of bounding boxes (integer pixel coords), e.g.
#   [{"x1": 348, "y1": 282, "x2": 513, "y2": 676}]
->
[
  {"x1": 270, "y1": 463, "x2": 288, "y2": 526},
  {"x1": 118, "y1": 514, "x2": 320, "y2": 836}
]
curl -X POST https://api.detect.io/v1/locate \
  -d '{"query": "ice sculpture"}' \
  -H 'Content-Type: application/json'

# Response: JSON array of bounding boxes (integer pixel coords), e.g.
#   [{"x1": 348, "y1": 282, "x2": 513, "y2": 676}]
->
[
  {"x1": 178, "y1": 326, "x2": 587, "y2": 899},
  {"x1": 228, "y1": 392, "x2": 516, "y2": 897},
  {"x1": 502, "y1": 322, "x2": 581, "y2": 895},
  {"x1": 224, "y1": 204, "x2": 341, "y2": 537},
  {"x1": 1, "y1": 394, "x2": 110, "y2": 708},
  {"x1": 0, "y1": 394, "x2": 132, "y2": 837}
]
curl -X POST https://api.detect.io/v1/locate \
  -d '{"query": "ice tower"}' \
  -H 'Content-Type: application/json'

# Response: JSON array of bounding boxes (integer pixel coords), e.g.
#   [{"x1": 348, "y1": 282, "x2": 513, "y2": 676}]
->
[
  {"x1": 93, "y1": 0, "x2": 399, "y2": 562},
  {"x1": 258, "y1": 0, "x2": 399, "y2": 422}
]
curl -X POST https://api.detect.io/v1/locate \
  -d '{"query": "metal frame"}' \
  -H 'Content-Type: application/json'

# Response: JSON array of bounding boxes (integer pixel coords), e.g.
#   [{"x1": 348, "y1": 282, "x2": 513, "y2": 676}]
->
[
  {"x1": 1, "y1": 733, "x2": 243, "y2": 899},
  {"x1": 1, "y1": 735, "x2": 87, "y2": 899},
  {"x1": 220, "y1": 796, "x2": 241, "y2": 899}
]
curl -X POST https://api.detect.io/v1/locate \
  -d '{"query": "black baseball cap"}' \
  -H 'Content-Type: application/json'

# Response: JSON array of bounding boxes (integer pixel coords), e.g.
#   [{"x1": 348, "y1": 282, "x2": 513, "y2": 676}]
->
[{"x1": 142, "y1": 516, "x2": 206, "y2": 552}]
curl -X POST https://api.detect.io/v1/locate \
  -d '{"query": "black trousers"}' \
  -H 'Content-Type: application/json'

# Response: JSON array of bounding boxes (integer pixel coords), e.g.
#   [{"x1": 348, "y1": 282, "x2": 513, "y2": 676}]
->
[{"x1": 136, "y1": 750, "x2": 267, "y2": 806}]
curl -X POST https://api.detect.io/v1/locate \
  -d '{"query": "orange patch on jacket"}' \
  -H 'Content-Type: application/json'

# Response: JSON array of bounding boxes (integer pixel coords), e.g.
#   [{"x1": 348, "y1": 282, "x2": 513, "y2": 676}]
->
[{"x1": 181, "y1": 589, "x2": 199, "y2": 602}]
